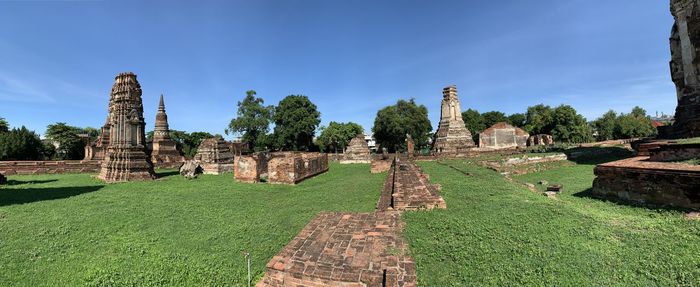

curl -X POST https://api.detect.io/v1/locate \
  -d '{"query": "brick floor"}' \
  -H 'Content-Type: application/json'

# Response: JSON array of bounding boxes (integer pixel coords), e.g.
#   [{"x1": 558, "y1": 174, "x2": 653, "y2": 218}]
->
[{"x1": 377, "y1": 158, "x2": 446, "y2": 211}]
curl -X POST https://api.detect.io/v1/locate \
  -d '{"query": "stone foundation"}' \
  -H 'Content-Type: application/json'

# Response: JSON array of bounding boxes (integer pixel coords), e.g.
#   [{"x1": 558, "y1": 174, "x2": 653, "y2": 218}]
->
[
  {"x1": 268, "y1": 152, "x2": 329, "y2": 184},
  {"x1": 377, "y1": 158, "x2": 445, "y2": 211},
  {"x1": 258, "y1": 212, "x2": 416, "y2": 287},
  {"x1": 340, "y1": 135, "x2": 371, "y2": 164},
  {"x1": 0, "y1": 160, "x2": 102, "y2": 175},
  {"x1": 371, "y1": 159, "x2": 393, "y2": 174},
  {"x1": 591, "y1": 157, "x2": 700, "y2": 209},
  {"x1": 648, "y1": 143, "x2": 700, "y2": 162},
  {"x1": 234, "y1": 152, "x2": 270, "y2": 183}
]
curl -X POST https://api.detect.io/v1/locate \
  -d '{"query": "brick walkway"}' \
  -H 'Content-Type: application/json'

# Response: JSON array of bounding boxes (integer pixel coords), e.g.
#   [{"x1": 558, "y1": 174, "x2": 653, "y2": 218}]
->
[{"x1": 377, "y1": 158, "x2": 446, "y2": 211}]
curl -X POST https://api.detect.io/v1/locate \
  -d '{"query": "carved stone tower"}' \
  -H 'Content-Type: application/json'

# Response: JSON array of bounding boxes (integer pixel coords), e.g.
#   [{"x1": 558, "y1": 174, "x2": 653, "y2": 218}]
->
[
  {"x1": 432, "y1": 85, "x2": 475, "y2": 155},
  {"x1": 662, "y1": 0, "x2": 700, "y2": 138},
  {"x1": 150, "y1": 94, "x2": 185, "y2": 167},
  {"x1": 98, "y1": 72, "x2": 156, "y2": 182}
]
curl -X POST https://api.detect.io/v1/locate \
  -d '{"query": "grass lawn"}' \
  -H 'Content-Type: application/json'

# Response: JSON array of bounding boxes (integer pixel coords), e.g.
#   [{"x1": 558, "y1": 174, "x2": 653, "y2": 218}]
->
[
  {"x1": 0, "y1": 163, "x2": 383, "y2": 286},
  {"x1": 403, "y1": 154, "x2": 700, "y2": 286}
]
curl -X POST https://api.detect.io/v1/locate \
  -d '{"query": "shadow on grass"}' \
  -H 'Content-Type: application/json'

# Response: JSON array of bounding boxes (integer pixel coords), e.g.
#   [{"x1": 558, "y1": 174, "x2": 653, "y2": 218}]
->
[
  {"x1": 156, "y1": 170, "x2": 180, "y2": 178},
  {"x1": 564, "y1": 147, "x2": 635, "y2": 165},
  {"x1": 573, "y1": 187, "x2": 691, "y2": 213},
  {"x1": 0, "y1": 185, "x2": 103, "y2": 207},
  {"x1": 4, "y1": 179, "x2": 59, "y2": 186}
]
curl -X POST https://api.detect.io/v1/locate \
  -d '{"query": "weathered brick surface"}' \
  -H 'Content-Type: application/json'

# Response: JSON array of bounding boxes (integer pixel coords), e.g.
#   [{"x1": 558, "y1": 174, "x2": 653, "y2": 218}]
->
[
  {"x1": 340, "y1": 135, "x2": 371, "y2": 164},
  {"x1": 592, "y1": 156, "x2": 700, "y2": 209},
  {"x1": 479, "y1": 122, "x2": 529, "y2": 149},
  {"x1": 432, "y1": 85, "x2": 476, "y2": 156},
  {"x1": 371, "y1": 159, "x2": 392, "y2": 174},
  {"x1": 258, "y1": 212, "x2": 416, "y2": 287},
  {"x1": 234, "y1": 152, "x2": 270, "y2": 183},
  {"x1": 194, "y1": 137, "x2": 234, "y2": 175},
  {"x1": 377, "y1": 157, "x2": 446, "y2": 211},
  {"x1": 0, "y1": 160, "x2": 102, "y2": 175},
  {"x1": 648, "y1": 143, "x2": 700, "y2": 162},
  {"x1": 268, "y1": 152, "x2": 328, "y2": 184}
]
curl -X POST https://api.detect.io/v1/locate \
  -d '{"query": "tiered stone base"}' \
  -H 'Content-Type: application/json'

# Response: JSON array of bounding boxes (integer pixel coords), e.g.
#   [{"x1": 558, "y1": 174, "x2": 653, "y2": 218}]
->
[
  {"x1": 377, "y1": 158, "x2": 446, "y2": 211},
  {"x1": 98, "y1": 147, "x2": 155, "y2": 182},
  {"x1": 258, "y1": 212, "x2": 416, "y2": 287},
  {"x1": 151, "y1": 140, "x2": 185, "y2": 169},
  {"x1": 432, "y1": 119, "x2": 475, "y2": 156},
  {"x1": 592, "y1": 157, "x2": 700, "y2": 209}
]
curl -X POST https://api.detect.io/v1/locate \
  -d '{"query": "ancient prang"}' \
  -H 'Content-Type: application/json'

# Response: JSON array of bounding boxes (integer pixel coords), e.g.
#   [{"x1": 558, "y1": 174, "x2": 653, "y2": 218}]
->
[
  {"x1": 432, "y1": 85, "x2": 475, "y2": 155},
  {"x1": 339, "y1": 134, "x2": 371, "y2": 164},
  {"x1": 84, "y1": 117, "x2": 110, "y2": 160},
  {"x1": 661, "y1": 0, "x2": 700, "y2": 138},
  {"x1": 98, "y1": 72, "x2": 156, "y2": 182},
  {"x1": 149, "y1": 94, "x2": 185, "y2": 168},
  {"x1": 194, "y1": 137, "x2": 234, "y2": 174}
]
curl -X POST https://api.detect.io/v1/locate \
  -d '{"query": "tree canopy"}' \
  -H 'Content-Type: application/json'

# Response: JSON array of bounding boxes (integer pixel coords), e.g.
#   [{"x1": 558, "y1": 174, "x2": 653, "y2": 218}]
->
[
  {"x1": 591, "y1": 107, "x2": 656, "y2": 141},
  {"x1": 44, "y1": 122, "x2": 86, "y2": 160},
  {"x1": 372, "y1": 99, "x2": 432, "y2": 152},
  {"x1": 226, "y1": 90, "x2": 274, "y2": 151},
  {"x1": 272, "y1": 95, "x2": 321, "y2": 151},
  {"x1": 0, "y1": 117, "x2": 8, "y2": 133},
  {"x1": 0, "y1": 126, "x2": 44, "y2": 160},
  {"x1": 316, "y1": 121, "x2": 364, "y2": 153},
  {"x1": 550, "y1": 105, "x2": 594, "y2": 143}
]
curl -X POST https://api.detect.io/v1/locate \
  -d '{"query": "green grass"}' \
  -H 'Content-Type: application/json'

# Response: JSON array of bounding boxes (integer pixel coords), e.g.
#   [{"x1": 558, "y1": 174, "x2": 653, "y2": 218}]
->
[
  {"x1": 677, "y1": 137, "x2": 700, "y2": 144},
  {"x1": 0, "y1": 163, "x2": 383, "y2": 286},
  {"x1": 403, "y1": 155, "x2": 700, "y2": 286}
]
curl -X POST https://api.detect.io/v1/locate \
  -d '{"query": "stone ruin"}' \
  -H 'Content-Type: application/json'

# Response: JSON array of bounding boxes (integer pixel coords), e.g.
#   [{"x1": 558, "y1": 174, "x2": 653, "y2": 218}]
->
[
  {"x1": 377, "y1": 156, "x2": 446, "y2": 211},
  {"x1": 84, "y1": 117, "x2": 110, "y2": 160},
  {"x1": 97, "y1": 72, "x2": 156, "y2": 182},
  {"x1": 659, "y1": 0, "x2": 700, "y2": 138},
  {"x1": 527, "y1": 134, "x2": 554, "y2": 146},
  {"x1": 478, "y1": 122, "x2": 529, "y2": 150},
  {"x1": 193, "y1": 137, "x2": 234, "y2": 175},
  {"x1": 149, "y1": 94, "x2": 185, "y2": 168},
  {"x1": 234, "y1": 152, "x2": 328, "y2": 184},
  {"x1": 179, "y1": 160, "x2": 203, "y2": 179},
  {"x1": 339, "y1": 134, "x2": 371, "y2": 164},
  {"x1": 432, "y1": 85, "x2": 475, "y2": 156},
  {"x1": 405, "y1": 134, "x2": 415, "y2": 158}
]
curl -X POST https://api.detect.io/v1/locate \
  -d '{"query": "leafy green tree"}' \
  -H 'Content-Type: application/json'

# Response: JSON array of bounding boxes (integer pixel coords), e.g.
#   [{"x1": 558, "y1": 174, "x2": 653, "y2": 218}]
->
[
  {"x1": 592, "y1": 110, "x2": 618, "y2": 141},
  {"x1": 614, "y1": 106, "x2": 656, "y2": 139},
  {"x1": 550, "y1": 105, "x2": 593, "y2": 143},
  {"x1": 508, "y1": 113, "x2": 527, "y2": 128},
  {"x1": 272, "y1": 95, "x2": 321, "y2": 151},
  {"x1": 183, "y1": 131, "x2": 216, "y2": 157},
  {"x1": 462, "y1": 109, "x2": 485, "y2": 142},
  {"x1": 0, "y1": 126, "x2": 44, "y2": 160},
  {"x1": 482, "y1": 111, "x2": 508, "y2": 128},
  {"x1": 372, "y1": 99, "x2": 432, "y2": 152},
  {"x1": 226, "y1": 90, "x2": 274, "y2": 151},
  {"x1": 45, "y1": 122, "x2": 85, "y2": 160},
  {"x1": 82, "y1": 127, "x2": 100, "y2": 143},
  {"x1": 316, "y1": 121, "x2": 364, "y2": 153},
  {"x1": 524, "y1": 104, "x2": 555, "y2": 134},
  {"x1": 0, "y1": 117, "x2": 8, "y2": 133}
]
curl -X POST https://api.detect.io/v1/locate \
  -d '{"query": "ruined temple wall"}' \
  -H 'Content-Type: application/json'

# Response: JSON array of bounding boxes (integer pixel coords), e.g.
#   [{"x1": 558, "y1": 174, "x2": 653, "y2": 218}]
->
[
  {"x1": 268, "y1": 152, "x2": 328, "y2": 184},
  {"x1": 648, "y1": 143, "x2": 700, "y2": 162},
  {"x1": 478, "y1": 122, "x2": 529, "y2": 149},
  {"x1": 0, "y1": 160, "x2": 102, "y2": 175},
  {"x1": 234, "y1": 152, "x2": 270, "y2": 183}
]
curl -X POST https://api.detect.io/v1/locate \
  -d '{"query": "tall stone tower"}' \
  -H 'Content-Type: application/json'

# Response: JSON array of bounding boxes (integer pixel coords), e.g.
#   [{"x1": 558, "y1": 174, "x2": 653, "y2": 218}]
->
[
  {"x1": 98, "y1": 72, "x2": 156, "y2": 182},
  {"x1": 150, "y1": 94, "x2": 185, "y2": 167},
  {"x1": 432, "y1": 85, "x2": 475, "y2": 155},
  {"x1": 663, "y1": 0, "x2": 700, "y2": 138}
]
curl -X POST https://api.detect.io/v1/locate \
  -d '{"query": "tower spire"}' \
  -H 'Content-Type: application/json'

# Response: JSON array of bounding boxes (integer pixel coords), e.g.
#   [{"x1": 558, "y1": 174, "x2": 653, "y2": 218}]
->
[{"x1": 158, "y1": 94, "x2": 165, "y2": 112}]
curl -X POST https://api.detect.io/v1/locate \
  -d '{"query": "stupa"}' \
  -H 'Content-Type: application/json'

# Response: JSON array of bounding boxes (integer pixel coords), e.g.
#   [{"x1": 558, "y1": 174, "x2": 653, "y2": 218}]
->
[
  {"x1": 340, "y1": 134, "x2": 371, "y2": 164},
  {"x1": 432, "y1": 85, "x2": 475, "y2": 155},
  {"x1": 194, "y1": 137, "x2": 234, "y2": 174},
  {"x1": 97, "y1": 72, "x2": 156, "y2": 182},
  {"x1": 150, "y1": 94, "x2": 185, "y2": 167}
]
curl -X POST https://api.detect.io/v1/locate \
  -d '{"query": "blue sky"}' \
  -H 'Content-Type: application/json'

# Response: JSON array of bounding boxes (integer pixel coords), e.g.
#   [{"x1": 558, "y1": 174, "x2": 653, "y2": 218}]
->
[{"x1": 0, "y1": 0, "x2": 675, "y2": 138}]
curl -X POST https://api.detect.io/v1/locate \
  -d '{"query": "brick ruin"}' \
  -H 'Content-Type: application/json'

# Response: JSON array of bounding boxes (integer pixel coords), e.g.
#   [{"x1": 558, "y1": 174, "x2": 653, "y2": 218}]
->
[
  {"x1": 84, "y1": 117, "x2": 110, "y2": 160},
  {"x1": 478, "y1": 122, "x2": 529, "y2": 150},
  {"x1": 432, "y1": 85, "x2": 475, "y2": 156},
  {"x1": 340, "y1": 135, "x2": 371, "y2": 164},
  {"x1": 149, "y1": 94, "x2": 185, "y2": 168},
  {"x1": 97, "y1": 72, "x2": 156, "y2": 182},
  {"x1": 193, "y1": 137, "x2": 234, "y2": 174},
  {"x1": 258, "y1": 212, "x2": 416, "y2": 287},
  {"x1": 527, "y1": 134, "x2": 554, "y2": 146},
  {"x1": 0, "y1": 160, "x2": 102, "y2": 175},
  {"x1": 405, "y1": 134, "x2": 415, "y2": 159},
  {"x1": 234, "y1": 152, "x2": 329, "y2": 184},
  {"x1": 659, "y1": 0, "x2": 700, "y2": 138},
  {"x1": 377, "y1": 157, "x2": 446, "y2": 211}
]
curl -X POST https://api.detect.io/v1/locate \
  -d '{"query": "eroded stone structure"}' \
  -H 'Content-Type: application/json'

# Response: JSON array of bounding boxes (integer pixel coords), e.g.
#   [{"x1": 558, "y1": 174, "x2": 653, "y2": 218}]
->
[
  {"x1": 527, "y1": 134, "x2": 554, "y2": 146},
  {"x1": 0, "y1": 160, "x2": 102, "y2": 175},
  {"x1": 661, "y1": 0, "x2": 700, "y2": 138},
  {"x1": 194, "y1": 137, "x2": 234, "y2": 174},
  {"x1": 377, "y1": 157, "x2": 446, "y2": 211},
  {"x1": 84, "y1": 117, "x2": 110, "y2": 160},
  {"x1": 258, "y1": 212, "x2": 416, "y2": 287},
  {"x1": 405, "y1": 134, "x2": 415, "y2": 158},
  {"x1": 98, "y1": 72, "x2": 156, "y2": 182},
  {"x1": 478, "y1": 122, "x2": 529, "y2": 149},
  {"x1": 234, "y1": 152, "x2": 270, "y2": 183},
  {"x1": 268, "y1": 152, "x2": 329, "y2": 184},
  {"x1": 340, "y1": 135, "x2": 371, "y2": 164},
  {"x1": 432, "y1": 85, "x2": 475, "y2": 155},
  {"x1": 149, "y1": 94, "x2": 185, "y2": 168},
  {"x1": 179, "y1": 160, "x2": 203, "y2": 179}
]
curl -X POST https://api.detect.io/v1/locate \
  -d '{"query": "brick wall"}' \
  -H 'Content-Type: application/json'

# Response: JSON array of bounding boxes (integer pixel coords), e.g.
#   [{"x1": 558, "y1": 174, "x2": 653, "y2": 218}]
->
[
  {"x1": 0, "y1": 160, "x2": 102, "y2": 175},
  {"x1": 234, "y1": 152, "x2": 270, "y2": 183},
  {"x1": 649, "y1": 143, "x2": 700, "y2": 162},
  {"x1": 268, "y1": 152, "x2": 329, "y2": 184}
]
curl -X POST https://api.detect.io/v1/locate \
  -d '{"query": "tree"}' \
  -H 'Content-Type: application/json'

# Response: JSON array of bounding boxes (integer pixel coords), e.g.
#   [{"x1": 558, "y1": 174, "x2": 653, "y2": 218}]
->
[
  {"x1": 316, "y1": 121, "x2": 364, "y2": 153},
  {"x1": 226, "y1": 90, "x2": 274, "y2": 151},
  {"x1": 508, "y1": 113, "x2": 527, "y2": 128},
  {"x1": 524, "y1": 104, "x2": 555, "y2": 135},
  {"x1": 481, "y1": 111, "x2": 508, "y2": 128},
  {"x1": 0, "y1": 117, "x2": 8, "y2": 133},
  {"x1": 372, "y1": 99, "x2": 432, "y2": 152},
  {"x1": 462, "y1": 109, "x2": 485, "y2": 142},
  {"x1": 0, "y1": 126, "x2": 44, "y2": 160},
  {"x1": 614, "y1": 106, "x2": 656, "y2": 139},
  {"x1": 272, "y1": 95, "x2": 321, "y2": 151},
  {"x1": 45, "y1": 122, "x2": 85, "y2": 160},
  {"x1": 592, "y1": 110, "x2": 618, "y2": 141},
  {"x1": 550, "y1": 105, "x2": 593, "y2": 143}
]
